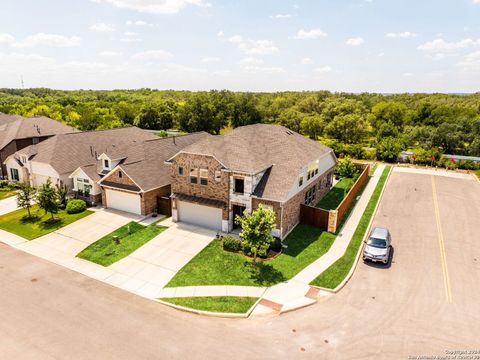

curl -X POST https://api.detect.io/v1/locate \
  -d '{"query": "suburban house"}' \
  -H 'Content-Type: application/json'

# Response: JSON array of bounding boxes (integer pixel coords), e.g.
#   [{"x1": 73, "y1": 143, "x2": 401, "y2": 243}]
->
[
  {"x1": 0, "y1": 113, "x2": 76, "y2": 179},
  {"x1": 97, "y1": 132, "x2": 208, "y2": 215},
  {"x1": 4, "y1": 127, "x2": 158, "y2": 202},
  {"x1": 166, "y1": 124, "x2": 337, "y2": 239}
]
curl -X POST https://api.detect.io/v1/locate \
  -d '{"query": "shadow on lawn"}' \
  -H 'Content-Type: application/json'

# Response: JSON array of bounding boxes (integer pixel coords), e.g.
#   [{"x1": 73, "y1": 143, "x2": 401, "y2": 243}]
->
[{"x1": 247, "y1": 261, "x2": 286, "y2": 286}]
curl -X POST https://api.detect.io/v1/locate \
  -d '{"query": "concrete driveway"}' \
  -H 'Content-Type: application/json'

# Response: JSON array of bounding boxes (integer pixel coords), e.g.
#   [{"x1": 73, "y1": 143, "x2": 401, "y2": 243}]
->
[
  {"x1": 0, "y1": 195, "x2": 18, "y2": 216},
  {"x1": 105, "y1": 222, "x2": 215, "y2": 297},
  {"x1": 16, "y1": 208, "x2": 142, "y2": 263}
]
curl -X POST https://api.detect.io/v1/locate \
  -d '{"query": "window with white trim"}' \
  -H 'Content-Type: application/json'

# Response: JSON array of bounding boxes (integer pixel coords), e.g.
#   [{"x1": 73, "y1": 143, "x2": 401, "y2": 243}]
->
[
  {"x1": 215, "y1": 170, "x2": 222, "y2": 182},
  {"x1": 178, "y1": 166, "x2": 184, "y2": 176},
  {"x1": 76, "y1": 178, "x2": 92, "y2": 196},
  {"x1": 10, "y1": 168, "x2": 19, "y2": 181},
  {"x1": 21, "y1": 155, "x2": 27, "y2": 164},
  {"x1": 298, "y1": 175, "x2": 304, "y2": 187},
  {"x1": 190, "y1": 168, "x2": 198, "y2": 184},
  {"x1": 199, "y1": 169, "x2": 208, "y2": 185},
  {"x1": 103, "y1": 159, "x2": 110, "y2": 169}
]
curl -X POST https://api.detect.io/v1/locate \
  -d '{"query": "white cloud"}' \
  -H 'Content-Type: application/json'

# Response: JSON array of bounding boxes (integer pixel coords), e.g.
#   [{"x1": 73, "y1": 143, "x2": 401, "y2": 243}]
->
[
  {"x1": 228, "y1": 35, "x2": 243, "y2": 44},
  {"x1": 269, "y1": 14, "x2": 292, "y2": 19},
  {"x1": 300, "y1": 57, "x2": 313, "y2": 65},
  {"x1": 241, "y1": 66, "x2": 285, "y2": 74},
  {"x1": 100, "y1": 51, "x2": 121, "y2": 57},
  {"x1": 0, "y1": 33, "x2": 16, "y2": 45},
  {"x1": 239, "y1": 57, "x2": 264, "y2": 65},
  {"x1": 201, "y1": 56, "x2": 220, "y2": 63},
  {"x1": 473, "y1": 0, "x2": 480, "y2": 4},
  {"x1": 292, "y1": 29, "x2": 327, "y2": 40},
  {"x1": 93, "y1": 0, "x2": 210, "y2": 14},
  {"x1": 120, "y1": 31, "x2": 142, "y2": 42},
  {"x1": 346, "y1": 37, "x2": 365, "y2": 46},
  {"x1": 131, "y1": 49, "x2": 173, "y2": 61},
  {"x1": 313, "y1": 66, "x2": 332, "y2": 73},
  {"x1": 458, "y1": 51, "x2": 480, "y2": 69},
  {"x1": 89, "y1": 23, "x2": 116, "y2": 32},
  {"x1": 13, "y1": 33, "x2": 81, "y2": 47},
  {"x1": 126, "y1": 20, "x2": 152, "y2": 26},
  {"x1": 386, "y1": 31, "x2": 417, "y2": 38},
  {"x1": 417, "y1": 38, "x2": 479, "y2": 51},
  {"x1": 239, "y1": 40, "x2": 278, "y2": 55}
]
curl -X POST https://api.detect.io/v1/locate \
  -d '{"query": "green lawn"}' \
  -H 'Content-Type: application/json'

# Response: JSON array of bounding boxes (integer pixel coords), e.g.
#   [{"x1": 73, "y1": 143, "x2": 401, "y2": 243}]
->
[
  {"x1": 475, "y1": 169, "x2": 480, "y2": 180},
  {"x1": 0, "y1": 205, "x2": 92, "y2": 240},
  {"x1": 316, "y1": 177, "x2": 355, "y2": 210},
  {"x1": 160, "y1": 296, "x2": 258, "y2": 313},
  {"x1": 77, "y1": 221, "x2": 167, "y2": 266},
  {"x1": 0, "y1": 189, "x2": 16, "y2": 200},
  {"x1": 310, "y1": 166, "x2": 391, "y2": 289},
  {"x1": 166, "y1": 224, "x2": 336, "y2": 288}
]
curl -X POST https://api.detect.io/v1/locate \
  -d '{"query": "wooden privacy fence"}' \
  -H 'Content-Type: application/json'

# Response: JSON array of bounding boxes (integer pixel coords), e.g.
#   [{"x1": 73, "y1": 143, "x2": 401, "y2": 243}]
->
[{"x1": 300, "y1": 163, "x2": 370, "y2": 233}]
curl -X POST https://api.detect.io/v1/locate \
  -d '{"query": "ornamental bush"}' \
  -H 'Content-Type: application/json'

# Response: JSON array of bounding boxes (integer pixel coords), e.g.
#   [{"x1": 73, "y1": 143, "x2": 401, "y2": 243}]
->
[
  {"x1": 66, "y1": 199, "x2": 87, "y2": 214},
  {"x1": 222, "y1": 236, "x2": 243, "y2": 252}
]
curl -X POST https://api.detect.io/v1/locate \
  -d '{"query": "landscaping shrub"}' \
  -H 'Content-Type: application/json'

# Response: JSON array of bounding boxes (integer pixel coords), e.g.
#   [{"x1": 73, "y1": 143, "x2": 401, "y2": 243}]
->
[
  {"x1": 8, "y1": 182, "x2": 21, "y2": 189},
  {"x1": 0, "y1": 180, "x2": 9, "y2": 188},
  {"x1": 269, "y1": 237, "x2": 282, "y2": 253},
  {"x1": 66, "y1": 199, "x2": 87, "y2": 214},
  {"x1": 222, "y1": 236, "x2": 243, "y2": 252}
]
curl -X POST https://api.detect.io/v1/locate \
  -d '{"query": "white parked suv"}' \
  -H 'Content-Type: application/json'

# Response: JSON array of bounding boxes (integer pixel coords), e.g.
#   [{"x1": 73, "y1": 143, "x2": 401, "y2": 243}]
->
[{"x1": 363, "y1": 227, "x2": 392, "y2": 264}]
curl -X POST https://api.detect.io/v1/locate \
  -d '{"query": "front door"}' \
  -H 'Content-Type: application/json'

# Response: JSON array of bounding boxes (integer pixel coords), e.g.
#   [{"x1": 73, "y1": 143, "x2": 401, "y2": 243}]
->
[{"x1": 232, "y1": 205, "x2": 246, "y2": 229}]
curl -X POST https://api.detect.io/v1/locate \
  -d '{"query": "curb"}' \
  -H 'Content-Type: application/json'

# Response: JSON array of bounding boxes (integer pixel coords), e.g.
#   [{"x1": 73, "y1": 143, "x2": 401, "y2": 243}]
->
[
  {"x1": 311, "y1": 165, "x2": 392, "y2": 294},
  {"x1": 156, "y1": 298, "x2": 251, "y2": 319}
]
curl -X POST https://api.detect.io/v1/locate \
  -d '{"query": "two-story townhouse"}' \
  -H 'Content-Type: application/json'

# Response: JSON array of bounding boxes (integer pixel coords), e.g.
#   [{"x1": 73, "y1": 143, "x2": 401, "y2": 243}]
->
[{"x1": 166, "y1": 124, "x2": 337, "y2": 239}]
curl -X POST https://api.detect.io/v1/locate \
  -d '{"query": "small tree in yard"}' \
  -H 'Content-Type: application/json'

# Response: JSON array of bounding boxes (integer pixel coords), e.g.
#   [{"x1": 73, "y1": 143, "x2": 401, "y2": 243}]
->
[
  {"x1": 235, "y1": 205, "x2": 276, "y2": 267},
  {"x1": 16, "y1": 182, "x2": 36, "y2": 219},
  {"x1": 337, "y1": 156, "x2": 359, "y2": 179},
  {"x1": 37, "y1": 178, "x2": 60, "y2": 221}
]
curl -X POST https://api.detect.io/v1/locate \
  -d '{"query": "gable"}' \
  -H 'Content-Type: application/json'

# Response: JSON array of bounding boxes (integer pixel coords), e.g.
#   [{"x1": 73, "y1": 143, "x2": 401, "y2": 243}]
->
[{"x1": 100, "y1": 166, "x2": 141, "y2": 190}]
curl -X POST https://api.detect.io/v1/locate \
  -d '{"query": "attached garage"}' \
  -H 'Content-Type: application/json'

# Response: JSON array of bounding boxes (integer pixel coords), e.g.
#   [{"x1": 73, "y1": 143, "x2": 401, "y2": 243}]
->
[
  {"x1": 177, "y1": 201, "x2": 222, "y2": 230},
  {"x1": 105, "y1": 189, "x2": 142, "y2": 215}
]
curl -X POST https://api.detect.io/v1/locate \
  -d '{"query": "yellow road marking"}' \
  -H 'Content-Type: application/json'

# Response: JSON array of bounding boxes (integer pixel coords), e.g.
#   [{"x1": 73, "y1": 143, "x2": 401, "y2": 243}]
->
[{"x1": 431, "y1": 176, "x2": 453, "y2": 304}]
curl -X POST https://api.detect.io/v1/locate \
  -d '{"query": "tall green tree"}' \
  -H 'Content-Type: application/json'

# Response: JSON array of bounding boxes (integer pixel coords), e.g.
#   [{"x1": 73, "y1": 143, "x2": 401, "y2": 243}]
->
[{"x1": 325, "y1": 114, "x2": 368, "y2": 144}]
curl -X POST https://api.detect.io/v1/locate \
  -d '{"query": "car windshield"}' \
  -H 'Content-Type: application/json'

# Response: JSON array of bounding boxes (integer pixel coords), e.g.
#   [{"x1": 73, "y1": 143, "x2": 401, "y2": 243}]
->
[{"x1": 367, "y1": 237, "x2": 387, "y2": 248}]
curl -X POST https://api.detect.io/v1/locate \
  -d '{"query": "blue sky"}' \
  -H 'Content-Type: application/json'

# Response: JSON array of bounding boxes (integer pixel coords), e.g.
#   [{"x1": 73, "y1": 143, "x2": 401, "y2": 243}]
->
[{"x1": 0, "y1": 0, "x2": 479, "y2": 92}]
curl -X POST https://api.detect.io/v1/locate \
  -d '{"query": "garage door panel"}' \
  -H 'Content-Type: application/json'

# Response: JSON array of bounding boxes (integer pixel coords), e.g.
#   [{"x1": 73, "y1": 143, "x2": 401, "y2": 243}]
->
[
  {"x1": 106, "y1": 189, "x2": 141, "y2": 215},
  {"x1": 177, "y1": 201, "x2": 222, "y2": 230}
]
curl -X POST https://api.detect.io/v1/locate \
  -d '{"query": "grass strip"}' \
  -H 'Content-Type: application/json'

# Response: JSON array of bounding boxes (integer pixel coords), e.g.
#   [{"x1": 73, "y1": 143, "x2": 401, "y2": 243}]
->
[
  {"x1": 310, "y1": 166, "x2": 391, "y2": 289},
  {"x1": 160, "y1": 296, "x2": 258, "y2": 313},
  {"x1": 77, "y1": 221, "x2": 166, "y2": 266}
]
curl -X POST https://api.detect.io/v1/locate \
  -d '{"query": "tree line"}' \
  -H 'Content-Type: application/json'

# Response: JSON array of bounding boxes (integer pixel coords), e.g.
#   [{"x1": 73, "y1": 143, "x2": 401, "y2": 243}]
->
[{"x1": 0, "y1": 88, "x2": 479, "y2": 163}]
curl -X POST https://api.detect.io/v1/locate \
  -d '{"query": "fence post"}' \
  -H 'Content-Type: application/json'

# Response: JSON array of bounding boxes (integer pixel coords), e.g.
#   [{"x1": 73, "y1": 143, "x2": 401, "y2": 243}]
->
[{"x1": 328, "y1": 210, "x2": 338, "y2": 233}]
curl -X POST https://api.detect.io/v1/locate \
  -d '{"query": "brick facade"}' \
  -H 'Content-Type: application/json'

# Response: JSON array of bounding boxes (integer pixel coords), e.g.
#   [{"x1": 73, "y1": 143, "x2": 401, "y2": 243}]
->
[
  {"x1": 281, "y1": 170, "x2": 333, "y2": 237},
  {"x1": 251, "y1": 198, "x2": 282, "y2": 229},
  {"x1": 100, "y1": 167, "x2": 170, "y2": 216},
  {"x1": 170, "y1": 153, "x2": 230, "y2": 219}
]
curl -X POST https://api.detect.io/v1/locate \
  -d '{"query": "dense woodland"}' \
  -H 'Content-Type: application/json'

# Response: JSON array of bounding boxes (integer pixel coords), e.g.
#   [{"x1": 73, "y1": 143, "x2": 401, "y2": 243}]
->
[{"x1": 0, "y1": 88, "x2": 479, "y2": 167}]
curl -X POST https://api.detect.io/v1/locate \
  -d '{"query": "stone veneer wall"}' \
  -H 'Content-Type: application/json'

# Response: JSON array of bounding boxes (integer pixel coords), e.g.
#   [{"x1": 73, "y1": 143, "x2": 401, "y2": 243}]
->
[{"x1": 170, "y1": 153, "x2": 230, "y2": 219}]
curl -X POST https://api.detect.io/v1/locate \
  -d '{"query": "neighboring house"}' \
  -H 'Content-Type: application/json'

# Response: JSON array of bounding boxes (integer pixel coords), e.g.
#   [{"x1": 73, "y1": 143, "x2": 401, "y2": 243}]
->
[
  {"x1": 442, "y1": 154, "x2": 480, "y2": 164},
  {"x1": 166, "y1": 124, "x2": 337, "y2": 239},
  {"x1": 4, "y1": 127, "x2": 158, "y2": 203},
  {"x1": 0, "y1": 113, "x2": 76, "y2": 179},
  {"x1": 97, "y1": 132, "x2": 208, "y2": 215}
]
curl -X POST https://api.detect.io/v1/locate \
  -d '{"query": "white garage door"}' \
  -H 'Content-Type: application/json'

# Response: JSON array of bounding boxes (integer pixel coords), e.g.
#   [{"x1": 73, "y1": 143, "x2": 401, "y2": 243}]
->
[
  {"x1": 177, "y1": 201, "x2": 222, "y2": 230},
  {"x1": 105, "y1": 189, "x2": 141, "y2": 215}
]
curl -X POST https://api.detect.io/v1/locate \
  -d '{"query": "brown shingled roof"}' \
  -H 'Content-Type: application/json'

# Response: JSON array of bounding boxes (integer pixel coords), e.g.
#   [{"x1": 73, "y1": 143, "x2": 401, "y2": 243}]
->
[
  {"x1": 0, "y1": 113, "x2": 77, "y2": 150},
  {"x1": 19, "y1": 127, "x2": 158, "y2": 175},
  {"x1": 172, "y1": 124, "x2": 336, "y2": 201},
  {"x1": 102, "y1": 132, "x2": 209, "y2": 191}
]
